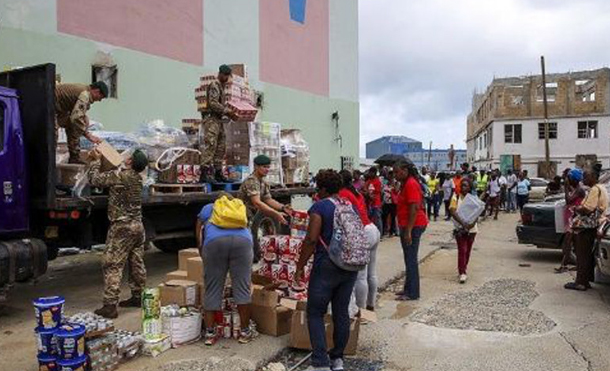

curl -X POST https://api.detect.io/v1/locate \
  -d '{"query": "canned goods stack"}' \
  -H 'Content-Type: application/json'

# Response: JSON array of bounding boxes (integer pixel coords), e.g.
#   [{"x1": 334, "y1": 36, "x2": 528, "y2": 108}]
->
[
  {"x1": 67, "y1": 312, "x2": 114, "y2": 334},
  {"x1": 86, "y1": 334, "x2": 119, "y2": 371}
]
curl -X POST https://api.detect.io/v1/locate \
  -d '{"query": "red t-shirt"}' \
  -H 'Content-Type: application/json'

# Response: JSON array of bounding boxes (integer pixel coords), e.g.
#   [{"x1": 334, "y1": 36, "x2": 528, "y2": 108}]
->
[
  {"x1": 397, "y1": 177, "x2": 429, "y2": 228},
  {"x1": 339, "y1": 189, "x2": 372, "y2": 225},
  {"x1": 365, "y1": 178, "x2": 383, "y2": 208}
]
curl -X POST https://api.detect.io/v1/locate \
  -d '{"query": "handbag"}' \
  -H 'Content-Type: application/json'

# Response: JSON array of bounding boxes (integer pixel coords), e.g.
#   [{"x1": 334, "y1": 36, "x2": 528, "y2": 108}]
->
[{"x1": 572, "y1": 185, "x2": 603, "y2": 230}]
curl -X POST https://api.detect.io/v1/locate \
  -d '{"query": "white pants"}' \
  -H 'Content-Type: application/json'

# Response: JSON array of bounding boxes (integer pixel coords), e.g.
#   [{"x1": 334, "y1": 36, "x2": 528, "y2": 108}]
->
[{"x1": 354, "y1": 224, "x2": 381, "y2": 309}]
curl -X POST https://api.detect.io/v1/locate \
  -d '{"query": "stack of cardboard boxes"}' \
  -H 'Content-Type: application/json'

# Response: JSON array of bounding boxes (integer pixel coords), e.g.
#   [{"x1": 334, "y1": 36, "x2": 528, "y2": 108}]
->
[
  {"x1": 281, "y1": 129, "x2": 310, "y2": 186},
  {"x1": 249, "y1": 122, "x2": 283, "y2": 185},
  {"x1": 160, "y1": 248, "x2": 203, "y2": 307}
]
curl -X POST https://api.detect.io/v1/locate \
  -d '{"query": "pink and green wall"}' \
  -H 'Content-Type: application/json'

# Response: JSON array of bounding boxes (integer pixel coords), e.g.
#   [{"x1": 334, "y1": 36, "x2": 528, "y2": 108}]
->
[{"x1": 0, "y1": 0, "x2": 359, "y2": 170}]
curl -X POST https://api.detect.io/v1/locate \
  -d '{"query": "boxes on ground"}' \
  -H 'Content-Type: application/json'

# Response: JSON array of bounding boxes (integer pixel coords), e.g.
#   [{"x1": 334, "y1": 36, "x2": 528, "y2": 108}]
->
[
  {"x1": 178, "y1": 248, "x2": 200, "y2": 271},
  {"x1": 289, "y1": 310, "x2": 360, "y2": 355},
  {"x1": 250, "y1": 285, "x2": 293, "y2": 337},
  {"x1": 186, "y1": 257, "x2": 204, "y2": 283},
  {"x1": 142, "y1": 334, "x2": 171, "y2": 357},
  {"x1": 159, "y1": 280, "x2": 199, "y2": 307},
  {"x1": 165, "y1": 270, "x2": 188, "y2": 281}
]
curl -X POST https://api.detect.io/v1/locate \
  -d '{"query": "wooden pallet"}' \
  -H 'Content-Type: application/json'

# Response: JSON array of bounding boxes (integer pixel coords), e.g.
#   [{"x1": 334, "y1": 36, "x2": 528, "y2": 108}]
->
[
  {"x1": 150, "y1": 184, "x2": 207, "y2": 195},
  {"x1": 210, "y1": 182, "x2": 243, "y2": 192}
]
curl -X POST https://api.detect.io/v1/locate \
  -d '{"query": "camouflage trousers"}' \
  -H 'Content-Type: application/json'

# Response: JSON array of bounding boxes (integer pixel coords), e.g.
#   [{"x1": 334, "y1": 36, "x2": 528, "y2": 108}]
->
[
  {"x1": 102, "y1": 220, "x2": 146, "y2": 306},
  {"x1": 56, "y1": 115, "x2": 83, "y2": 161},
  {"x1": 199, "y1": 117, "x2": 226, "y2": 168}
]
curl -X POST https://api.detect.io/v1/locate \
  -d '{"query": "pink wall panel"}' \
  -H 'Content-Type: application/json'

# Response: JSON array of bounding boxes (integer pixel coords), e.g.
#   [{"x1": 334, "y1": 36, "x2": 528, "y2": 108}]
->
[
  {"x1": 57, "y1": 0, "x2": 203, "y2": 65},
  {"x1": 260, "y1": 0, "x2": 329, "y2": 96}
]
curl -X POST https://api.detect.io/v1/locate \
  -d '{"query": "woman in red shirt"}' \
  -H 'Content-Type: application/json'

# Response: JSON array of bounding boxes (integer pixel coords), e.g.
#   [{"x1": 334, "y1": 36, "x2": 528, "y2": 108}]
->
[
  {"x1": 393, "y1": 159, "x2": 429, "y2": 301},
  {"x1": 339, "y1": 170, "x2": 381, "y2": 311}
]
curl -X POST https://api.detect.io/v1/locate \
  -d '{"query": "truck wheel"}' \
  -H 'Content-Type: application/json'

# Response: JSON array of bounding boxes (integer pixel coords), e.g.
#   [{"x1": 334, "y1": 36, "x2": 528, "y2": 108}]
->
[
  {"x1": 251, "y1": 212, "x2": 281, "y2": 262},
  {"x1": 47, "y1": 244, "x2": 59, "y2": 261},
  {"x1": 154, "y1": 238, "x2": 196, "y2": 254}
]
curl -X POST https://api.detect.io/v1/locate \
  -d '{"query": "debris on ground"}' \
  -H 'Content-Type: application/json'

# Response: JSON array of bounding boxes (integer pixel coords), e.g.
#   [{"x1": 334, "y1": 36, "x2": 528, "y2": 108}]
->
[
  {"x1": 411, "y1": 279, "x2": 556, "y2": 335},
  {"x1": 161, "y1": 356, "x2": 255, "y2": 371}
]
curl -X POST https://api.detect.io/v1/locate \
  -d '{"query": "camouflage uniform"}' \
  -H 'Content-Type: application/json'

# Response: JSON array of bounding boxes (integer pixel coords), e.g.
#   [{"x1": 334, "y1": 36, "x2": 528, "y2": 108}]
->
[
  {"x1": 89, "y1": 161, "x2": 146, "y2": 306},
  {"x1": 55, "y1": 84, "x2": 92, "y2": 160},
  {"x1": 200, "y1": 79, "x2": 231, "y2": 168},
  {"x1": 238, "y1": 174, "x2": 272, "y2": 219}
]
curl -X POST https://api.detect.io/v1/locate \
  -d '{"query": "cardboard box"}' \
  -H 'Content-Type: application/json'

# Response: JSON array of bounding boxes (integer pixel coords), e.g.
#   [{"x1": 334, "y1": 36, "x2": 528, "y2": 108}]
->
[
  {"x1": 289, "y1": 310, "x2": 360, "y2": 355},
  {"x1": 165, "y1": 270, "x2": 188, "y2": 282},
  {"x1": 250, "y1": 285, "x2": 293, "y2": 337},
  {"x1": 97, "y1": 140, "x2": 123, "y2": 171},
  {"x1": 187, "y1": 257, "x2": 204, "y2": 283},
  {"x1": 178, "y1": 248, "x2": 200, "y2": 271},
  {"x1": 159, "y1": 280, "x2": 199, "y2": 307}
]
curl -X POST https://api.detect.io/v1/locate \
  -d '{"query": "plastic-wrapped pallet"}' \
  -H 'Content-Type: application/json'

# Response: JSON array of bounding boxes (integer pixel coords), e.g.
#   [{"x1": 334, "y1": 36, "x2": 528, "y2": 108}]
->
[
  {"x1": 281, "y1": 129, "x2": 310, "y2": 185},
  {"x1": 134, "y1": 120, "x2": 191, "y2": 162},
  {"x1": 249, "y1": 122, "x2": 282, "y2": 185}
]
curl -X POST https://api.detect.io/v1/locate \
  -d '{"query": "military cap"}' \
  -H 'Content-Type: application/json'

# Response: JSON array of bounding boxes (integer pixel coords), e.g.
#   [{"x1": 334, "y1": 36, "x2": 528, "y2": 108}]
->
[
  {"x1": 253, "y1": 155, "x2": 271, "y2": 166},
  {"x1": 90, "y1": 81, "x2": 109, "y2": 98},
  {"x1": 219, "y1": 64, "x2": 233, "y2": 75}
]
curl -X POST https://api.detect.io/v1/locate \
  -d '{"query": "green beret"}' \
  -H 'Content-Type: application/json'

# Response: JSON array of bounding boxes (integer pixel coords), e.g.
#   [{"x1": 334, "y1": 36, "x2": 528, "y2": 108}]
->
[
  {"x1": 131, "y1": 149, "x2": 149, "y2": 172},
  {"x1": 254, "y1": 155, "x2": 271, "y2": 166},
  {"x1": 90, "y1": 81, "x2": 109, "y2": 98},
  {"x1": 219, "y1": 64, "x2": 232, "y2": 76}
]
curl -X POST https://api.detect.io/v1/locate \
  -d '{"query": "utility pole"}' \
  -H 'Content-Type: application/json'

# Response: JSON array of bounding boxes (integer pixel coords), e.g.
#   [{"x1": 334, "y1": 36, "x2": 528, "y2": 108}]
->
[
  {"x1": 428, "y1": 141, "x2": 432, "y2": 168},
  {"x1": 541, "y1": 56, "x2": 551, "y2": 179}
]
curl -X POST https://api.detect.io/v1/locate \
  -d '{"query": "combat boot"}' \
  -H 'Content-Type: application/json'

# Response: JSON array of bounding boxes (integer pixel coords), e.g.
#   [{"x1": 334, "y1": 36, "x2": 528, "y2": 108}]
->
[
  {"x1": 214, "y1": 167, "x2": 230, "y2": 183},
  {"x1": 94, "y1": 304, "x2": 118, "y2": 319},
  {"x1": 118, "y1": 295, "x2": 141, "y2": 308}
]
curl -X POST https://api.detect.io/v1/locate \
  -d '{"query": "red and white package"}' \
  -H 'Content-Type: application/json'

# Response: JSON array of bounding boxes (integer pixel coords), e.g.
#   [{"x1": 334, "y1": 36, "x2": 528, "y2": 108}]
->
[
  {"x1": 257, "y1": 263, "x2": 273, "y2": 278},
  {"x1": 275, "y1": 236, "x2": 291, "y2": 256},
  {"x1": 271, "y1": 264, "x2": 283, "y2": 281},
  {"x1": 184, "y1": 165, "x2": 193, "y2": 183},
  {"x1": 193, "y1": 165, "x2": 202, "y2": 182},
  {"x1": 279, "y1": 263, "x2": 290, "y2": 282},
  {"x1": 289, "y1": 237, "x2": 304, "y2": 257},
  {"x1": 286, "y1": 265, "x2": 297, "y2": 282},
  {"x1": 177, "y1": 165, "x2": 186, "y2": 184},
  {"x1": 259, "y1": 236, "x2": 276, "y2": 255}
]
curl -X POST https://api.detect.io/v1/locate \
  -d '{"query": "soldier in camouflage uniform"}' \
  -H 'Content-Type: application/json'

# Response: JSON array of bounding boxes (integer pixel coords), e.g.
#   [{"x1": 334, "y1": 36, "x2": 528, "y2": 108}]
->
[
  {"x1": 239, "y1": 155, "x2": 292, "y2": 224},
  {"x1": 55, "y1": 81, "x2": 108, "y2": 163},
  {"x1": 89, "y1": 149, "x2": 149, "y2": 319},
  {"x1": 200, "y1": 64, "x2": 238, "y2": 182}
]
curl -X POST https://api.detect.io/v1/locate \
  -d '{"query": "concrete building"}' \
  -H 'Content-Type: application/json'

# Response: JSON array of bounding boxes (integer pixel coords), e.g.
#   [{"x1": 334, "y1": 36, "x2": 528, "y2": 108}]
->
[
  {"x1": 366, "y1": 136, "x2": 466, "y2": 172},
  {"x1": 467, "y1": 68, "x2": 610, "y2": 176},
  {"x1": 0, "y1": 0, "x2": 359, "y2": 171}
]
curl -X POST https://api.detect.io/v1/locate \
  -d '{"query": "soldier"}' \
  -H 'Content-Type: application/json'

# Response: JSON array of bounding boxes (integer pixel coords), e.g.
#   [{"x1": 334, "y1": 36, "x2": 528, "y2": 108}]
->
[
  {"x1": 55, "y1": 81, "x2": 108, "y2": 164},
  {"x1": 89, "y1": 149, "x2": 149, "y2": 319},
  {"x1": 238, "y1": 155, "x2": 291, "y2": 224},
  {"x1": 200, "y1": 64, "x2": 238, "y2": 182}
]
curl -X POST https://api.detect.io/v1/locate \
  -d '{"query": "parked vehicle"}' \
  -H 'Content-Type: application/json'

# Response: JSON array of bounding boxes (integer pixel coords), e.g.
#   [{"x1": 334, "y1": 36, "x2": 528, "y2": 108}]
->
[
  {"x1": 0, "y1": 64, "x2": 313, "y2": 301},
  {"x1": 528, "y1": 177, "x2": 549, "y2": 202},
  {"x1": 516, "y1": 171, "x2": 610, "y2": 282}
]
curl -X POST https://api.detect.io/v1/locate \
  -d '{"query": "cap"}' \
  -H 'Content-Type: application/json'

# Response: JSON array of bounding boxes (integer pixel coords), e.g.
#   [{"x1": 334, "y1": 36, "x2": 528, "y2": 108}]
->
[
  {"x1": 131, "y1": 149, "x2": 149, "y2": 172},
  {"x1": 90, "y1": 81, "x2": 109, "y2": 98},
  {"x1": 219, "y1": 64, "x2": 233, "y2": 76},
  {"x1": 253, "y1": 155, "x2": 271, "y2": 166}
]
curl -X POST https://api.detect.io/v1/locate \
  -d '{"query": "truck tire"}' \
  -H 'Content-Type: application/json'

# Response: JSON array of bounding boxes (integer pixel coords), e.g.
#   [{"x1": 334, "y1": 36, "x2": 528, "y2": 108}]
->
[
  {"x1": 251, "y1": 212, "x2": 282, "y2": 262},
  {"x1": 154, "y1": 237, "x2": 196, "y2": 254}
]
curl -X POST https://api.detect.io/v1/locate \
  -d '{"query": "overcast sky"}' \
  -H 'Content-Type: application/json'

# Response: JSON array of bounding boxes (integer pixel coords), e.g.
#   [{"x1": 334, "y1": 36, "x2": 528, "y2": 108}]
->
[{"x1": 358, "y1": 0, "x2": 610, "y2": 156}]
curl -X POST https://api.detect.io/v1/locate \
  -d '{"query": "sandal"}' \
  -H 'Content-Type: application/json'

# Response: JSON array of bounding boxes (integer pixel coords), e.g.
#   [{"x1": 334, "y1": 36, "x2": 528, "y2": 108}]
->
[
  {"x1": 396, "y1": 295, "x2": 419, "y2": 301},
  {"x1": 554, "y1": 266, "x2": 568, "y2": 274},
  {"x1": 564, "y1": 282, "x2": 587, "y2": 291}
]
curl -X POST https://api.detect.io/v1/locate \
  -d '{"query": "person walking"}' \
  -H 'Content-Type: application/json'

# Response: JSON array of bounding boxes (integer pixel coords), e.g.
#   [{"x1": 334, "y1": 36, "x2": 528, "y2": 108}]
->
[
  {"x1": 393, "y1": 160, "x2": 428, "y2": 301},
  {"x1": 441, "y1": 173, "x2": 455, "y2": 221},
  {"x1": 516, "y1": 172, "x2": 531, "y2": 214},
  {"x1": 364, "y1": 167, "x2": 383, "y2": 234},
  {"x1": 295, "y1": 170, "x2": 358, "y2": 371},
  {"x1": 555, "y1": 169, "x2": 586, "y2": 273},
  {"x1": 449, "y1": 178, "x2": 479, "y2": 284},
  {"x1": 426, "y1": 172, "x2": 441, "y2": 221},
  {"x1": 487, "y1": 170, "x2": 501, "y2": 220},
  {"x1": 196, "y1": 194, "x2": 257, "y2": 345},
  {"x1": 89, "y1": 149, "x2": 149, "y2": 319},
  {"x1": 339, "y1": 170, "x2": 381, "y2": 312},
  {"x1": 565, "y1": 164, "x2": 608, "y2": 291}
]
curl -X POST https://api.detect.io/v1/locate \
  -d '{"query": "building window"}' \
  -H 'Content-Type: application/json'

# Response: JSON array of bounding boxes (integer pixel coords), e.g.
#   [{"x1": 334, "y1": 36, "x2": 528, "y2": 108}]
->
[
  {"x1": 504, "y1": 124, "x2": 522, "y2": 144},
  {"x1": 576, "y1": 80, "x2": 596, "y2": 102},
  {"x1": 538, "y1": 122, "x2": 558, "y2": 140},
  {"x1": 536, "y1": 82, "x2": 557, "y2": 103},
  {"x1": 483, "y1": 133, "x2": 487, "y2": 148},
  {"x1": 578, "y1": 121, "x2": 598, "y2": 139},
  {"x1": 92, "y1": 65, "x2": 118, "y2": 98}
]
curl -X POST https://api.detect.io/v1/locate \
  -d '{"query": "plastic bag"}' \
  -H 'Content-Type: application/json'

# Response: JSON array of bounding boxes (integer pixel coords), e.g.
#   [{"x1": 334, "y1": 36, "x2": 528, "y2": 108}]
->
[
  {"x1": 80, "y1": 131, "x2": 140, "y2": 151},
  {"x1": 555, "y1": 200, "x2": 567, "y2": 233},
  {"x1": 72, "y1": 170, "x2": 90, "y2": 198},
  {"x1": 134, "y1": 120, "x2": 191, "y2": 161},
  {"x1": 454, "y1": 194, "x2": 485, "y2": 227}
]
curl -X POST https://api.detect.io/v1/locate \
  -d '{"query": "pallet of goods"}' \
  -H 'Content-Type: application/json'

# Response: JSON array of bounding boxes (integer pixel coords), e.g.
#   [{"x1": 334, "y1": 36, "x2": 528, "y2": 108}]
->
[{"x1": 281, "y1": 129, "x2": 310, "y2": 186}]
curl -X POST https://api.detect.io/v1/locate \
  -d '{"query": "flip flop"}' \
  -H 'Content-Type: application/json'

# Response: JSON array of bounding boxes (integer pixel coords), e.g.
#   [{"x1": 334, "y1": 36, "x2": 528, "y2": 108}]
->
[
  {"x1": 554, "y1": 266, "x2": 568, "y2": 273},
  {"x1": 564, "y1": 282, "x2": 587, "y2": 291}
]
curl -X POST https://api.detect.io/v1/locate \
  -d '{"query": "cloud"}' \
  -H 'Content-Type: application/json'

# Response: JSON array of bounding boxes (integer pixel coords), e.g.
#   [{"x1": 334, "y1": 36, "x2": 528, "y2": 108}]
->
[{"x1": 359, "y1": 0, "x2": 610, "y2": 157}]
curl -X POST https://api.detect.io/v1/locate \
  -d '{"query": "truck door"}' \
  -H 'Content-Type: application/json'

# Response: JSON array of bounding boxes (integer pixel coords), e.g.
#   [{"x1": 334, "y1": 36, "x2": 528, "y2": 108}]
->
[{"x1": 0, "y1": 87, "x2": 29, "y2": 234}]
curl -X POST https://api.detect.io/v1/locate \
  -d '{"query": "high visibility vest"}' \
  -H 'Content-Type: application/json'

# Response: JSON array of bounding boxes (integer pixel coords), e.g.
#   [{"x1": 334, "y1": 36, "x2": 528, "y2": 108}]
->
[{"x1": 476, "y1": 174, "x2": 488, "y2": 191}]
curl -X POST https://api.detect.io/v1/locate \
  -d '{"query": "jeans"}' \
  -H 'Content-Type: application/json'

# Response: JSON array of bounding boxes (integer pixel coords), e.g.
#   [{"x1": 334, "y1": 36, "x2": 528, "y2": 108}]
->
[
  {"x1": 307, "y1": 254, "x2": 358, "y2": 368},
  {"x1": 382, "y1": 204, "x2": 397, "y2": 236},
  {"x1": 426, "y1": 194, "x2": 441, "y2": 219},
  {"x1": 506, "y1": 191, "x2": 517, "y2": 211},
  {"x1": 456, "y1": 232, "x2": 476, "y2": 275},
  {"x1": 399, "y1": 227, "x2": 426, "y2": 299},
  {"x1": 369, "y1": 206, "x2": 383, "y2": 235},
  {"x1": 355, "y1": 224, "x2": 381, "y2": 309},
  {"x1": 574, "y1": 228, "x2": 596, "y2": 285}
]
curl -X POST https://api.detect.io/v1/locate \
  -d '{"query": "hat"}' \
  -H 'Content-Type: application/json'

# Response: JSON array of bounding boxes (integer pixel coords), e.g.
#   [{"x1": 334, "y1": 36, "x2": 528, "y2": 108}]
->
[
  {"x1": 131, "y1": 149, "x2": 149, "y2": 172},
  {"x1": 90, "y1": 81, "x2": 109, "y2": 98},
  {"x1": 568, "y1": 168, "x2": 583, "y2": 182},
  {"x1": 253, "y1": 155, "x2": 271, "y2": 166},
  {"x1": 219, "y1": 64, "x2": 233, "y2": 76}
]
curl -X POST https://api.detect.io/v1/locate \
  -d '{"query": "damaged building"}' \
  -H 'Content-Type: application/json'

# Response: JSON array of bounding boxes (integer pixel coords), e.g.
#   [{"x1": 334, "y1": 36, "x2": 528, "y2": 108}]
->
[{"x1": 466, "y1": 68, "x2": 610, "y2": 176}]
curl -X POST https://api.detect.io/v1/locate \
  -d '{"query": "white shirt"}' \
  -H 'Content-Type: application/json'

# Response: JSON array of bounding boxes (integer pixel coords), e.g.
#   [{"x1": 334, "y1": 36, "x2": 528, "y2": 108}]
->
[
  {"x1": 499, "y1": 176, "x2": 507, "y2": 187},
  {"x1": 507, "y1": 174, "x2": 518, "y2": 193},
  {"x1": 489, "y1": 178, "x2": 501, "y2": 197}
]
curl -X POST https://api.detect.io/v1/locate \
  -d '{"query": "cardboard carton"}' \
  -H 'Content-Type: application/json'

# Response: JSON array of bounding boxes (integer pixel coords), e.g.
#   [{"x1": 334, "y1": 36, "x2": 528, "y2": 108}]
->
[
  {"x1": 250, "y1": 285, "x2": 293, "y2": 337},
  {"x1": 178, "y1": 248, "x2": 200, "y2": 271},
  {"x1": 187, "y1": 257, "x2": 204, "y2": 283},
  {"x1": 97, "y1": 140, "x2": 123, "y2": 171},
  {"x1": 159, "y1": 280, "x2": 199, "y2": 307},
  {"x1": 289, "y1": 310, "x2": 360, "y2": 355},
  {"x1": 165, "y1": 270, "x2": 188, "y2": 282}
]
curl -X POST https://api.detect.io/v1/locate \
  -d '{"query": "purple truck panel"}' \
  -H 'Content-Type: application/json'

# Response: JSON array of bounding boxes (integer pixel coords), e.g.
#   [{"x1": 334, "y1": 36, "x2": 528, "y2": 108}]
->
[{"x1": 0, "y1": 86, "x2": 29, "y2": 234}]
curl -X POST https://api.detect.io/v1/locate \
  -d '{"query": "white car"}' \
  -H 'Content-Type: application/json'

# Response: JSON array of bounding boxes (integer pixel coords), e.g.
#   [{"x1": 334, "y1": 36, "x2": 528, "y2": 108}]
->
[{"x1": 528, "y1": 177, "x2": 549, "y2": 202}]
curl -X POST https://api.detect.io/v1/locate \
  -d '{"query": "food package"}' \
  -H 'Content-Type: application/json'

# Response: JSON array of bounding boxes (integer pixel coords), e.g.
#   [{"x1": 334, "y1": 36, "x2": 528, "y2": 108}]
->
[
  {"x1": 161, "y1": 305, "x2": 202, "y2": 347},
  {"x1": 290, "y1": 211, "x2": 309, "y2": 238},
  {"x1": 86, "y1": 334, "x2": 119, "y2": 371},
  {"x1": 228, "y1": 101, "x2": 258, "y2": 122},
  {"x1": 142, "y1": 288, "x2": 162, "y2": 340},
  {"x1": 142, "y1": 334, "x2": 171, "y2": 357},
  {"x1": 281, "y1": 129, "x2": 310, "y2": 185},
  {"x1": 134, "y1": 120, "x2": 191, "y2": 162}
]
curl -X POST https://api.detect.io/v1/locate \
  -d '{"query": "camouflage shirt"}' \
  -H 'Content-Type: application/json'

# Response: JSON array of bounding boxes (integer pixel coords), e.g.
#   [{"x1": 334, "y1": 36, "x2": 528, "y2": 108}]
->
[
  {"x1": 239, "y1": 174, "x2": 272, "y2": 217},
  {"x1": 55, "y1": 83, "x2": 92, "y2": 135},
  {"x1": 89, "y1": 161, "x2": 143, "y2": 223},
  {"x1": 206, "y1": 79, "x2": 231, "y2": 118}
]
